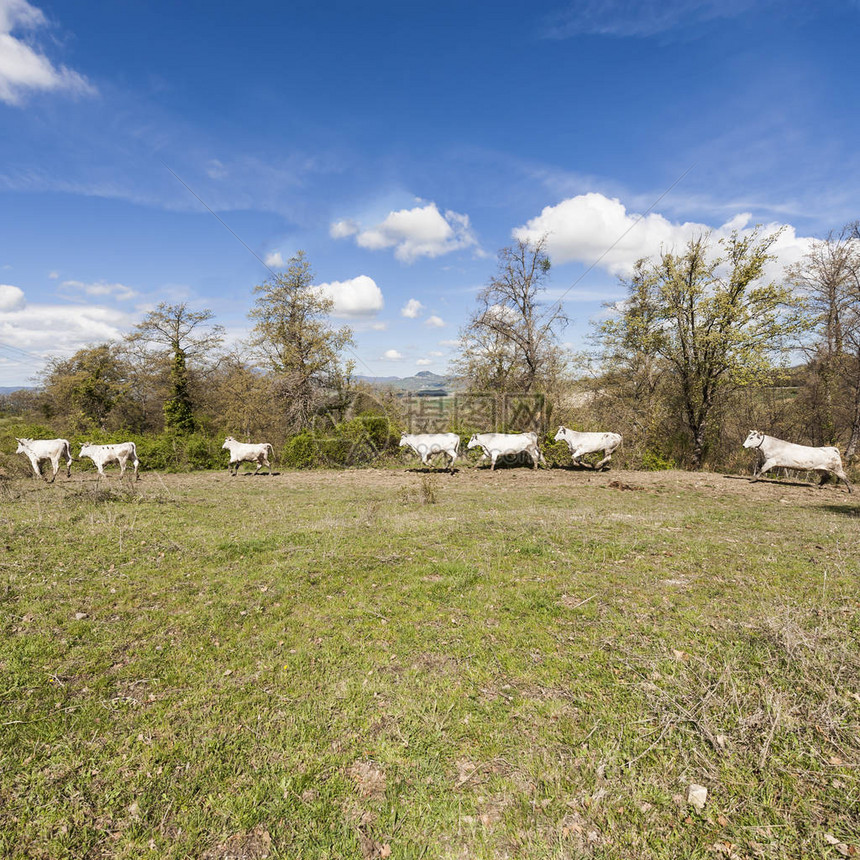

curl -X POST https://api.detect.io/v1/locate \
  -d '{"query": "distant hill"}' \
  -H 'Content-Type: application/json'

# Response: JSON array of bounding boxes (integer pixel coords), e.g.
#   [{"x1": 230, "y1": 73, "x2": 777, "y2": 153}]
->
[
  {"x1": 0, "y1": 387, "x2": 32, "y2": 395},
  {"x1": 356, "y1": 371, "x2": 458, "y2": 393}
]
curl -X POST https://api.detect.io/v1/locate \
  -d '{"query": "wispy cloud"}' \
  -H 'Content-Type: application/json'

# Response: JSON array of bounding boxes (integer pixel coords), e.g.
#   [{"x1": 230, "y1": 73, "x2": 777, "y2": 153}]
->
[
  {"x1": 59, "y1": 279, "x2": 137, "y2": 301},
  {"x1": 542, "y1": 0, "x2": 761, "y2": 39},
  {"x1": 0, "y1": 0, "x2": 96, "y2": 105}
]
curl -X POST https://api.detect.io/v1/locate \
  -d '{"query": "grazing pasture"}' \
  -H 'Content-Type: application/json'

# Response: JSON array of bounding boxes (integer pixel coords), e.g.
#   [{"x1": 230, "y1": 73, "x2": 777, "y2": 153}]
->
[{"x1": 0, "y1": 468, "x2": 858, "y2": 859}]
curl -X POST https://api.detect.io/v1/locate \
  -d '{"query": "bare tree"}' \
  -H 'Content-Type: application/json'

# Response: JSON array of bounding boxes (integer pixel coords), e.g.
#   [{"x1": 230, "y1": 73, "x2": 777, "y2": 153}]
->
[
  {"x1": 455, "y1": 236, "x2": 569, "y2": 397},
  {"x1": 788, "y1": 224, "x2": 860, "y2": 460},
  {"x1": 248, "y1": 251, "x2": 354, "y2": 432}
]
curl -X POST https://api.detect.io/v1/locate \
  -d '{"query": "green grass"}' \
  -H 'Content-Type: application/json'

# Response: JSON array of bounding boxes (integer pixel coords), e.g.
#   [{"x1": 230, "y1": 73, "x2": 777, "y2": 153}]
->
[{"x1": 0, "y1": 468, "x2": 858, "y2": 859}]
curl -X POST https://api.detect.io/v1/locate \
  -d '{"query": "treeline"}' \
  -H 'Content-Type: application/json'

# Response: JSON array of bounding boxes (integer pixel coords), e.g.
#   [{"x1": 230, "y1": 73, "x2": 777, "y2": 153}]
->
[{"x1": 2, "y1": 225, "x2": 860, "y2": 475}]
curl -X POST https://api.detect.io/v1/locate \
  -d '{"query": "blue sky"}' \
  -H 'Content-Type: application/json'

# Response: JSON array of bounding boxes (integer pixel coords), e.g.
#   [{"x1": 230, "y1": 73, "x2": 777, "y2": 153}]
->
[{"x1": 1, "y1": 0, "x2": 859, "y2": 386}]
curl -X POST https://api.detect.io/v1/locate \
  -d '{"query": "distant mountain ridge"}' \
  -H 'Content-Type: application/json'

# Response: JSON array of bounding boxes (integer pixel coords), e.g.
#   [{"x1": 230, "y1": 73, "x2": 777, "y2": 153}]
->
[{"x1": 355, "y1": 371, "x2": 456, "y2": 393}]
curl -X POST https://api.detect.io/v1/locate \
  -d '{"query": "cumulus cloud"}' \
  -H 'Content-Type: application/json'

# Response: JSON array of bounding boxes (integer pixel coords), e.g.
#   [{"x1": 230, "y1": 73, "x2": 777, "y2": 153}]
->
[
  {"x1": 0, "y1": 0, "x2": 96, "y2": 105},
  {"x1": 0, "y1": 286, "x2": 131, "y2": 384},
  {"x1": 60, "y1": 279, "x2": 137, "y2": 301},
  {"x1": 382, "y1": 349, "x2": 403, "y2": 360},
  {"x1": 0, "y1": 283, "x2": 26, "y2": 311},
  {"x1": 264, "y1": 251, "x2": 284, "y2": 268},
  {"x1": 330, "y1": 219, "x2": 359, "y2": 239},
  {"x1": 401, "y1": 298, "x2": 424, "y2": 318},
  {"x1": 416, "y1": 358, "x2": 433, "y2": 366},
  {"x1": 331, "y1": 203, "x2": 478, "y2": 263},
  {"x1": 315, "y1": 275, "x2": 384, "y2": 317},
  {"x1": 514, "y1": 192, "x2": 814, "y2": 280},
  {"x1": 424, "y1": 315, "x2": 446, "y2": 328}
]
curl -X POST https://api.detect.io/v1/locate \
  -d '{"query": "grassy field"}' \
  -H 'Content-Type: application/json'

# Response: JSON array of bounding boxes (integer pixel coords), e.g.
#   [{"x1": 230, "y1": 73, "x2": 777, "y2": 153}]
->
[{"x1": 1, "y1": 465, "x2": 858, "y2": 859}]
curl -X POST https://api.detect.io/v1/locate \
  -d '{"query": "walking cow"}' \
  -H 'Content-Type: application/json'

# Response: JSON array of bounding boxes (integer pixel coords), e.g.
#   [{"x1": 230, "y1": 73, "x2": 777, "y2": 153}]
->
[
  {"x1": 222, "y1": 436, "x2": 274, "y2": 476},
  {"x1": 399, "y1": 432, "x2": 460, "y2": 470},
  {"x1": 78, "y1": 442, "x2": 140, "y2": 480},
  {"x1": 467, "y1": 432, "x2": 545, "y2": 470},
  {"x1": 15, "y1": 438, "x2": 73, "y2": 482}
]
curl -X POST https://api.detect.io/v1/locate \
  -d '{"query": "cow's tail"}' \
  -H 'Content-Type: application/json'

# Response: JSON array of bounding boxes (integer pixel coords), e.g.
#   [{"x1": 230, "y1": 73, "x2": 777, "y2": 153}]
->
[{"x1": 62, "y1": 439, "x2": 73, "y2": 461}]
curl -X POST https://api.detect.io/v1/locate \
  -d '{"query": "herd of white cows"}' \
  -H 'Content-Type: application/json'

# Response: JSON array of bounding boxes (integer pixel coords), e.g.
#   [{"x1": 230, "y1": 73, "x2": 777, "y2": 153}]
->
[{"x1": 11, "y1": 428, "x2": 853, "y2": 492}]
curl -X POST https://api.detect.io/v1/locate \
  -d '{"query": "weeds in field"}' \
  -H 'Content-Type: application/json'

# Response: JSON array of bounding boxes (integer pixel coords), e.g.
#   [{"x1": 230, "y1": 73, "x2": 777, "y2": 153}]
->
[{"x1": 0, "y1": 469, "x2": 857, "y2": 859}]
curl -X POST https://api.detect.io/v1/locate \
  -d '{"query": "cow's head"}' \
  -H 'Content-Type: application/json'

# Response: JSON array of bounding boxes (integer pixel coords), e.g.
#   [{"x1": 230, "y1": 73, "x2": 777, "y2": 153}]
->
[
  {"x1": 221, "y1": 437, "x2": 236, "y2": 449},
  {"x1": 14, "y1": 438, "x2": 30, "y2": 454},
  {"x1": 554, "y1": 426, "x2": 567, "y2": 441},
  {"x1": 79, "y1": 443, "x2": 93, "y2": 456},
  {"x1": 398, "y1": 433, "x2": 409, "y2": 447},
  {"x1": 743, "y1": 430, "x2": 764, "y2": 449},
  {"x1": 466, "y1": 434, "x2": 480, "y2": 449}
]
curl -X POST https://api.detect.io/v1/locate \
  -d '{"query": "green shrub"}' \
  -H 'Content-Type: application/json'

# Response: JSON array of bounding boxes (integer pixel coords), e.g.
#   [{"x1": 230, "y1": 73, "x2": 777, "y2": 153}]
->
[{"x1": 640, "y1": 450, "x2": 676, "y2": 471}]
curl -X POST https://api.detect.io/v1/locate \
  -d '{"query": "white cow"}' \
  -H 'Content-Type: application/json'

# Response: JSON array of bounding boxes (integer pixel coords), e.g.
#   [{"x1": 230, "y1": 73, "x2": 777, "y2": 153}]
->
[
  {"x1": 554, "y1": 426, "x2": 622, "y2": 470},
  {"x1": 222, "y1": 436, "x2": 274, "y2": 476},
  {"x1": 467, "y1": 432, "x2": 545, "y2": 470},
  {"x1": 15, "y1": 438, "x2": 73, "y2": 482},
  {"x1": 743, "y1": 430, "x2": 852, "y2": 492},
  {"x1": 399, "y1": 432, "x2": 460, "y2": 470},
  {"x1": 78, "y1": 442, "x2": 140, "y2": 480}
]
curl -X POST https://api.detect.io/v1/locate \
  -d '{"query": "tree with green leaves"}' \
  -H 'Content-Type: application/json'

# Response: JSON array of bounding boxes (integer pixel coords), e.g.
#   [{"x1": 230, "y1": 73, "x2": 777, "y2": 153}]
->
[
  {"x1": 454, "y1": 237, "x2": 569, "y2": 397},
  {"x1": 41, "y1": 343, "x2": 129, "y2": 431},
  {"x1": 127, "y1": 302, "x2": 224, "y2": 433},
  {"x1": 248, "y1": 251, "x2": 354, "y2": 432},
  {"x1": 599, "y1": 229, "x2": 809, "y2": 468}
]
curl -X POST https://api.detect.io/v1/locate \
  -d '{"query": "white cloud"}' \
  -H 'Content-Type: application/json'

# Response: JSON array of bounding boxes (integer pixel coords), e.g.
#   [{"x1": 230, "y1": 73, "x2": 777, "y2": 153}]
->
[
  {"x1": 370, "y1": 321, "x2": 388, "y2": 331},
  {"x1": 439, "y1": 339, "x2": 461, "y2": 347},
  {"x1": 401, "y1": 298, "x2": 424, "y2": 318},
  {"x1": 416, "y1": 358, "x2": 433, "y2": 366},
  {"x1": 331, "y1": 202, "x2": 479, "y2": 263},
  {"x1": 514, "y1": 192, "x2": 815, "y2": 280},
  {"x1": 428, "y1": 350, "x2": 443, "y2": 357},
  {"x1": 424, "y1": 315, "x2": 446, "y2": 328},
  {"x1": 0, "y1": 283, "x2": 26, "y2": 311},
  {"x1": 0, "y1": 287, "x2": 132, "y2": 384},
  {"x1": 60, "y1": 279, "x2": 137, "y2": 301},
  {"x1": 316, "y1": 275, "x2": 384, "y2": 317},
  {"x1": 48, "y1": 270, "x2": 59, "y2": 279},
  {"x1": 0, "y1": 0, "x2": 96, "y2": 105},
  {"x1": 329, "y1": 219, "x2": 359, "y2": 239},
  {"x1": 264, "y1": 251, "x2": 284, "y2": 268},
  {"x1": 382, "y1": 349, "x2": 403, "y2": 360}
]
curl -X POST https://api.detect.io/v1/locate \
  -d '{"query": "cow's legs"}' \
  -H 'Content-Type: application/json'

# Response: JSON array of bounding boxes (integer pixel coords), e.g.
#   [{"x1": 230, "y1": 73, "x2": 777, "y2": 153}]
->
[
  {"x1": 490, "y1": 453, "x2": 498, "y2": 471},
  {"x1": 594, "y1": 451, "x2": 612, "y2": 470},
  {"x1": 48, "y1": 456, "x2": 58, "y2": 483},
  {"x1": 27, "y1": 456, "x2": 42, "y2": 480},
  {"x1": 834, "y1": 468, "x2": 853, "y2": 493},
  {"x1": 751, "y1": 458, "x2": 777, "y2": 481}
]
